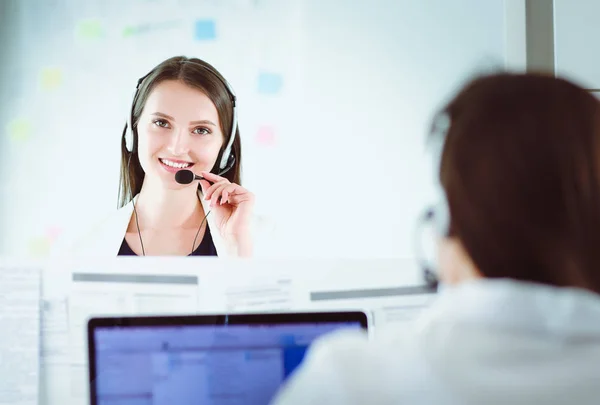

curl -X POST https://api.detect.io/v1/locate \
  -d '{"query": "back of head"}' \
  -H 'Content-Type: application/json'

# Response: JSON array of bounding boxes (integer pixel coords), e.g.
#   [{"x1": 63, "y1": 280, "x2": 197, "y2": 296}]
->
[{"x1": 437, "y1": 72, "x2": 600, "y2": 294}]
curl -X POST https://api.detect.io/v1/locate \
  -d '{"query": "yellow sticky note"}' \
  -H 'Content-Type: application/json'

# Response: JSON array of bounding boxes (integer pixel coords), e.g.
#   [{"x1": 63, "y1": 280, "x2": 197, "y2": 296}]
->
[
  {"x1": 76, "y1": 19, "x2": 104, "y2": 40},
  {"x1": 29, "y1": 236, "x2": 52, "y2": 257},
  {"x1": 40, "y1": 67, "x2": 63, "y2": 91},
  {"x1": 7, "y1": 118, "x2": 32, "y2": 142}
]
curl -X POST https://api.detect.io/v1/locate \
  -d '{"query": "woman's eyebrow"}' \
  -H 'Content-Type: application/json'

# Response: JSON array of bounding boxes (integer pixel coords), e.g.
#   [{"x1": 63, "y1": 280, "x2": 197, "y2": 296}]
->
[
  {"x1": 151, "y1": 112, "x2": 216, "y2": 127},
  {"x1": 189, "y1": 119, "x2": 217, "y2": 126}
]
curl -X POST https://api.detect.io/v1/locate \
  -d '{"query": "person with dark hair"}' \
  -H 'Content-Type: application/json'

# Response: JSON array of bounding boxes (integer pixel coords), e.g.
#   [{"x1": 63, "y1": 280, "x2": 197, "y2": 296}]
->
[
  {"x1": 270, "y1": 73, "x2": 600, "y2": 405},
  {"x1": 60, "y1": 56, "x2": 255, "y2": 257}
]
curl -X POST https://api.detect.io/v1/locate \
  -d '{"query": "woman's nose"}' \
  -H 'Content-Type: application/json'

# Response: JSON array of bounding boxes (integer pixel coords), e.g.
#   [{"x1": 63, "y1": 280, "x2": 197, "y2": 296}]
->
[{"x1": 167, "y1": 129, "x2": 190, "y2": 156}]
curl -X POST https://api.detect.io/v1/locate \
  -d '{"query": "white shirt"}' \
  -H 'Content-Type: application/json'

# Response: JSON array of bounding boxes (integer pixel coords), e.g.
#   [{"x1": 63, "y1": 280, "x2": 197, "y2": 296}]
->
[
  {"x1": 52, "y1": 191, "x2": 269, "y2": 258},
  {"x1": 271, "y1": 278, "x2": 600, "y2": 405}
]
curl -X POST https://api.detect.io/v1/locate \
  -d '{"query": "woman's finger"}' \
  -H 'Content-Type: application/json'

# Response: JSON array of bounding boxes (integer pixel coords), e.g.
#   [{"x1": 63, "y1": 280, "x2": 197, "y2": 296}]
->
[
  {"x1": 210, "y1": 183, "x2": 231, "y2": 207},
  {"x1": 201, "y1": 171, "x2": 229, "y2": 183},
  {"x1": 199, "y1": 179, "x2": 211, "y2": 195},
  {"x1": 220, "y1": 184, "x2": 245, "y2": 205},
  {"x1": 224, "y1": 187, "x2": 255, "y2": 206},
  {"x1": 226, "y1": 192, "x2": 254, "y2": 206},
  {"x1": 203, "y1": 180, "x2": 230, "y2": 201}
]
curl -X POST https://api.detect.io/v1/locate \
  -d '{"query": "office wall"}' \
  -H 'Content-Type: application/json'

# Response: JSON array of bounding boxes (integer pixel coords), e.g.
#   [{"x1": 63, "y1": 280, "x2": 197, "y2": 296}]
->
[
  {"x1": 0, "y1": 0, "x2": 20, "y2": 252},
  {"x1": 554, "y1": 0, "x2": 600, "y2": 89},
  {"x1": 0, "y1": 0, "x2": 522, "y2": 258}
]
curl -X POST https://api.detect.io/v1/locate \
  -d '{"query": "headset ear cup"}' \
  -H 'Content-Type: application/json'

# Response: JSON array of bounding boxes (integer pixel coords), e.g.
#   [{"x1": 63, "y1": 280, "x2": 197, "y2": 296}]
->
[
  {"x1": 424, "y1": 268, "x2": 439, "y2": 290},
  {"x1": 125, "y1": 128, "x2": 133, "y2": 152},
  {"x1": 215, "y1": 153, "x2": 235, "y2": 176},
  {"x1": 218, "y1": 141, "x2": 234, "y2": 170},
  {"x1": 226, "y1": 153, "x2": 235, "y2": 169}
]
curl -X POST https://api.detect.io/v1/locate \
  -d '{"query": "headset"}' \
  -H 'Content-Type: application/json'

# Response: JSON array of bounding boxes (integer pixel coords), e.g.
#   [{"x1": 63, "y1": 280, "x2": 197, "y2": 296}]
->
[
  {"x1": 416, "y1": 112, "x2": 451, "y2": 290},
  {"x1": 124, "y1": 60, "x2": 238, "y2": 175}
]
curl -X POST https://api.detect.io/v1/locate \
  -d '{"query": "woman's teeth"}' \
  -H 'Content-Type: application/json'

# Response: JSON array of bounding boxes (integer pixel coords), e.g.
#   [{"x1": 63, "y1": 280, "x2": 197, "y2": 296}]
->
[{"x1": 160, "y1": 159, "x2": 191, "y2": 169}]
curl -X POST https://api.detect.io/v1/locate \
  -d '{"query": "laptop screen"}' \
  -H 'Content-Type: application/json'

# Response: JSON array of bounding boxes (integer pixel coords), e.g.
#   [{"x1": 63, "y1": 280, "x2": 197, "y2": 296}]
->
[{"x1": 90, "y1": 316, "x2": 365, "y2": 405}]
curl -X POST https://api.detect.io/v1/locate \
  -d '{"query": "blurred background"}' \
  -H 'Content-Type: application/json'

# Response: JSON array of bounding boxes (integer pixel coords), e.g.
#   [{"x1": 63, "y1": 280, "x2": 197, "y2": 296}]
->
[{"x1": 0, "y1": 0, "x2": 595, "y2": 259}]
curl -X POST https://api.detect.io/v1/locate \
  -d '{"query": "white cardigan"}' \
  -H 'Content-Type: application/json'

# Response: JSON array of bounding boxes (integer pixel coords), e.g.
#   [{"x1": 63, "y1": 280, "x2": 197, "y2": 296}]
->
[{"x1": 53, "y1": 191, "x2": 250, "y2": 258}]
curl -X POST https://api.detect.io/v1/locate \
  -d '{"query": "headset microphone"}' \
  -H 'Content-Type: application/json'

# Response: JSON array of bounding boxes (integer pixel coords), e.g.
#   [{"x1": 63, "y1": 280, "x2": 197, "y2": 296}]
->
[
  {"x1": 174, "y1": 155, "x2": 236, "y2": 185},
  {"x1": 175, "y1": 170, "x2": 203, "y2": 185}
]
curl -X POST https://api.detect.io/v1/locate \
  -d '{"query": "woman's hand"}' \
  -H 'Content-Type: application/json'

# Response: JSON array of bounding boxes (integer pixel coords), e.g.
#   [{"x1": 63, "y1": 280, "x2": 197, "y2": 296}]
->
[{"x1": 199, "y1": 171, "x2": 254, "y2": 255}]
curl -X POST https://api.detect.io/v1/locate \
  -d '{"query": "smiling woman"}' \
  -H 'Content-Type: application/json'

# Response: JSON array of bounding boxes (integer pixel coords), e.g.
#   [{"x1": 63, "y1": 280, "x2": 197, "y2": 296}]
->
[{"x1": 62, "y1": 56, "x2": 255, "y2": 258}]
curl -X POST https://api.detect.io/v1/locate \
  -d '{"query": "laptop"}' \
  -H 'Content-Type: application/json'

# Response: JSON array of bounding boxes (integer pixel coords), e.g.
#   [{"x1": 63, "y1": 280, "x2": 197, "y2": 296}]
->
[{"x1": 88, "y1": 311, "x2": 368, "y2": 405}]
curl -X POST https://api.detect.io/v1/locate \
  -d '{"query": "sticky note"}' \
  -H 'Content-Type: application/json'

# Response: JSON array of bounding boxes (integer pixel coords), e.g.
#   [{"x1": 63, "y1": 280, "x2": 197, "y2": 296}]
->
[
  {"x1": 257, "y1": 72, "x2": 283, "y2": 94},
  {"x1": 256, "y1": 125, "x2": 276, "y2": 146},
  {"x1": 40, "y1": 67, "x2": 63, "y2": 91},
  {"x1": 123, "y1": 21, "x2": 180, "y2": 38},
  {"x1": 7, "y1": 118, "x2": 32, "y2": 142},
  {"x1": 194, "y1": 19, "x2": 216, "y2": 40},
  {"x1": 46, "y1": 226, "x2": 62, "y2": 241},
  {"x1": 122, "y1": 26, "x2": 136, "y2": 37},
  {"x1": 76, "y1": 19, "x2": 104, "y2": 40},
  {"x1": 29, "y1": 237, "x2": 51, "y2": 257}
]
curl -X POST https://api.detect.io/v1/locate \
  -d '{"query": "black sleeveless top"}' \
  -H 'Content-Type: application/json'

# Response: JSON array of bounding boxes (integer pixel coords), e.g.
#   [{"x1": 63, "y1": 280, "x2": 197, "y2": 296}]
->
[{"x1": 117, "y1": 225, "x2": 218, "y2": 256}]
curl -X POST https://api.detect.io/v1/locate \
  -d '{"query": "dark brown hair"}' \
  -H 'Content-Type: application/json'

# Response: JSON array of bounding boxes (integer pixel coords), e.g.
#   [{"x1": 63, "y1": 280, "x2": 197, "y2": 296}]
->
[
  {"x1": 118, "y1": 56, "x2": 242, "y2": 208},
  {"x1": 436, "y1": 72, "x2": 600, "y2": 293}
]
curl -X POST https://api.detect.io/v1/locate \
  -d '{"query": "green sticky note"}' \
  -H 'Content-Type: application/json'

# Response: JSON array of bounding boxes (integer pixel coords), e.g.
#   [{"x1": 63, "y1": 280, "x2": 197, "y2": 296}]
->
[
  {"x1": 7, "y1": 118, "x2": 32, "y2": 142},
  {"x1": 122, "y1": 26, "x2": 136, "y2": 37},
  {"x1": 40, "y1": 67, "x2": 63, "y2": 91},
  {"x1": 76, "y1": 19, "x2": 104, "y2": 40}
]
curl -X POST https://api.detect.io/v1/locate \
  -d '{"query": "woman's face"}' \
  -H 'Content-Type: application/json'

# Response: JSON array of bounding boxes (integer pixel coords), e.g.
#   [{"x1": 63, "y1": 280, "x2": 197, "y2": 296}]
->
[{"x1": 136, "y1": 79, "x2": 224, "y2": 189}]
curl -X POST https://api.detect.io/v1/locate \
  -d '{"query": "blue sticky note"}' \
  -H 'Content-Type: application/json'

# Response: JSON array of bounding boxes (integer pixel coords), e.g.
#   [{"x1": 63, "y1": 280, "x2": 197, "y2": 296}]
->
[
  {"x1": 194, "y1": 19, "x2": 216, "y2": 40},
  {"x1": 257, "y1": 72, "x2": 283, "y2": 94}
]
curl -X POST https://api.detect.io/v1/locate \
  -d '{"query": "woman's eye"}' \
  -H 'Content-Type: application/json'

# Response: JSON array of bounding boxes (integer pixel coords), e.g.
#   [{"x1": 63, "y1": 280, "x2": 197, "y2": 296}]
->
[
  {"x1": 193, "y1": 127, "x2": 210, "y2": 135},
  {"x1": 153, "y1": 119, "x2": 169, "y2": 128}
]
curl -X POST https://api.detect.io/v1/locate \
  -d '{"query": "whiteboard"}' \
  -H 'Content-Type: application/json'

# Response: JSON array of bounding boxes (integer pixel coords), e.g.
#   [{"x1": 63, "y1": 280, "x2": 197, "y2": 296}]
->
[{"x1": 0, "y1": 0, "x2": 524, "y2": 258}]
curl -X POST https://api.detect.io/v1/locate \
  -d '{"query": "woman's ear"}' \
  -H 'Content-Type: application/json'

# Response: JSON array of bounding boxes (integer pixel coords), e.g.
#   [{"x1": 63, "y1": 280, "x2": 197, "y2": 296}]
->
[{"x1": 438, "y1": 237, "x2": 482, "y2": 284}]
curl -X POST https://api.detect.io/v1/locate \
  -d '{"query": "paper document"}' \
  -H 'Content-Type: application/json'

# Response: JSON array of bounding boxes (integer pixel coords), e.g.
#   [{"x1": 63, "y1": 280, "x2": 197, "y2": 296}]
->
[
  {"x1": 39, "y1": 266, "x2": 73, "y2": 405},
  {"x1": 41, "y1": 298, "x2": 69, "y2": 365},
  {"x1": 68, "y1": 270, "x2": 200, "y2": 404},
  {"x1": 309, "y1": 284, "x2": 436, "y2": 332},
  {"x1": 0, "y1": 264, "x2": 41, "y2": 405},
  {"x1": 198, "y1": 272, "x2": 300, "y2": 313},
  {"x1": 374, "y1": 296, "x2": 435, "y2": 326}
]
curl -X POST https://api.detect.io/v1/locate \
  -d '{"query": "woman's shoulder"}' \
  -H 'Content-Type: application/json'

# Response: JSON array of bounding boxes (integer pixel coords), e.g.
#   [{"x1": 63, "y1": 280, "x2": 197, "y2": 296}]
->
[{"x1": 50, "y1": 203, "x2": 133, "y2": 257}]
